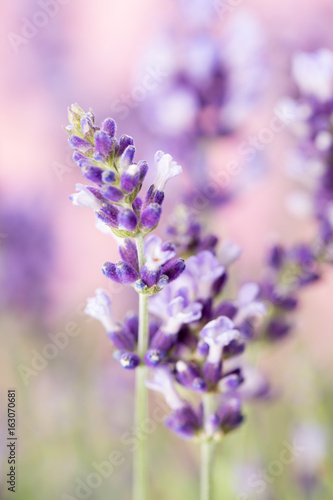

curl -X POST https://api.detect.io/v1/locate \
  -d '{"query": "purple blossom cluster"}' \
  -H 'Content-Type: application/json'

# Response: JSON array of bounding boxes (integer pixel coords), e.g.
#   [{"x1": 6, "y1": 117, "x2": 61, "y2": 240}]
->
[
  {"x1": 256, "y1": 242, "x2": 322, "y2": 342},
  {"x1": 252, "y1": 49, "x2": 333, "y2": 344},
  {"x1": 286, "y1": 49, "x2": 333, "y2": 254},
  {"x1": 138, "y1": 13, "x2": 266, "y2": 144},
  {"x1": 86, "y1": 216, "x2": 269, "y2": 440},
  {"x1": 103, "y1": 236, "x2": 185, "y2": 294},
  {"x1": 66, "y1": 104, "x2": 182, "y2": 238},
  {"x1": 0, "y1": 204, "x2": 54, "y2": 319}
]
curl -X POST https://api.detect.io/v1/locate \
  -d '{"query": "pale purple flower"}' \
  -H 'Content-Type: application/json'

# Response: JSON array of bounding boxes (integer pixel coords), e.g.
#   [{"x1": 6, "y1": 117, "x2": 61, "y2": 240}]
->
[
  {"x1": 70, "y1": 183, "x2": 102, "y2": 210},
  {"x1": 292, "y1": 49, "x2": 333, "y2": 102},
  {"x1": 185, "y1": 251, "x2": 225, "y2": 300},
  {"x1": 144, "y1": 235, "x2": 176, "y2": 271},
  {"x1": 146, "y1": 368, "x2": 184, "y2": 410},
  {"x1": 200, "y1": 316, "x2": 241, "y2": 364},
  {"x1": 233, "y1": 282, "x2": 267, "y2": 326},
  {"x1": 153, "y1": 151, "x2": 182, "y2": 192},
  {"x1": 218, "y1": 240, "x2": 242, "y2": 267},
  {"x1": 149, "y1": 284, "x2": 203, "y2": 333},
  {"x1": 85, "y1": 289, "x2": 118, "y2": 332}
]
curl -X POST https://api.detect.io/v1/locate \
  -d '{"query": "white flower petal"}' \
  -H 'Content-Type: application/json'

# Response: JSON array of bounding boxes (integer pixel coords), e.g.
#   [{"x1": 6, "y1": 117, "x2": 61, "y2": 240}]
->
[{"x1": 154, "y1": 152, "x2": 182, "y2": 191}]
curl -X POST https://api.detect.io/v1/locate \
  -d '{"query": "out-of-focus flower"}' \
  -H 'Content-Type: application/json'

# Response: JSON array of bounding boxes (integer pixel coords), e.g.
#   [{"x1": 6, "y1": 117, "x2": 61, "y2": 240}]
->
[{"x1": 0, "y1": 203, "x2": 54, "y2": 320}]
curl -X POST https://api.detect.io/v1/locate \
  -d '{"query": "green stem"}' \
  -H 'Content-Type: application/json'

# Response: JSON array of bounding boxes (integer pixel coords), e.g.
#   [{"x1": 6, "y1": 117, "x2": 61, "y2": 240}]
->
[
  {"x1": 133, "y1": 234, "x2": 149, "y2": 500},
  {"x1": 201, "y1": 440, "x2": 215, "y2": 500},
  {"x1": 200, "y1": 394, "x2": 216, "y2": 500}
]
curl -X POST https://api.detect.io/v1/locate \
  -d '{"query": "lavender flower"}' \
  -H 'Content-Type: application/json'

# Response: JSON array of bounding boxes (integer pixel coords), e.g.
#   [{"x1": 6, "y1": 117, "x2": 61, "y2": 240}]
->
[
  {"x1": 138, "y1": 13, "x2": 266, "y2": 142},
  {"x1": 200, "y1": 316, "x2": 241, "y2": 385},
  {"x1": 0, "y1": 203, "x2": 54, "y2": 320},
  {"x1": 102, "y1": 235, "x2": 185, "y2": 294},
  {"x1": 146, "y1": 368, "x2": 203, "y2": 439},
  {"x1": 66, "y1": 104, "x2": 182, "y2": 238},
  {"x1": 284, "y1": 49, "x2": 333, "y2": 255},
  {"x1": 85, "y1": 289, "x2": 140, "y2": 369}
]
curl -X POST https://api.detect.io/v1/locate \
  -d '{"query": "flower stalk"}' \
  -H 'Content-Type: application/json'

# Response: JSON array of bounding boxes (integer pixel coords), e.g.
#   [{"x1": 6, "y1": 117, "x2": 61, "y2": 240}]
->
[
  {"x1": 200, "y1": 439, "x2": 215, "y2": 500},
  {"x1": 201, "y1": 393, "x2": 216, "y2": 500},
  {"x1": 133, "y1": 234, "x2": 149, "y2": 500}
]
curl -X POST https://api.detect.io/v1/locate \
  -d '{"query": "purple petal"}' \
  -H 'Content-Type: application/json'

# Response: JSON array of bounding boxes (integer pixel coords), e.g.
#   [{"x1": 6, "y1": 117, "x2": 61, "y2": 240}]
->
[
  {"x1": 95, "y1": 131, "x2": 113, "y2": 157},
  {"x1": 141, "y1": 203, "x2": 162, "y2": 230},
  {"x1": 68, "y1": 135, "x2": 92, "y2": 153},
  {"x1": 102, "y1": 186, "x2": 124, "y2": 202},
  {"x1": 101, "y1": 117, "x2": 116, "y2": 137},
  {"x1": 161, "y1": 258, "x2": 185, "y2": 282},
  {"x1": 118, "y1": 208, "x2": 138, "y2": 231},
  {"x1": 119, "y1": 239, "x2": 139, "y2": 271},
  {"x1": 102, "y1": 261, "x2": 139, "y2": 284},
  {"x1": 118, "y1": 135, "x2": 134, "y2": 156}
]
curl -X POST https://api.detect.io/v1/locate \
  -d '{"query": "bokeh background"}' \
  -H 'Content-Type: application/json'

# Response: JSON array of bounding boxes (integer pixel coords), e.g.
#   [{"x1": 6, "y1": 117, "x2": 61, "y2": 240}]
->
[{"x1": 1, "y1": 0, "x2": 333, "y2": 499}]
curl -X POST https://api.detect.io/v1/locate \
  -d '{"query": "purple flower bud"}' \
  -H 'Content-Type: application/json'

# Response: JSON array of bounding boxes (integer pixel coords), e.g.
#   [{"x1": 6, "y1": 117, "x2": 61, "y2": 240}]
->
[
  {"x1": 291, "y1": 244, "x2": 314, "y2": 267},
  {"x1": 266, "y1": 318, "x2": 291, "y2": 341},
  {"x1": 118, "y1": 135, "x2": 134, "y2": 156},
  {"x1": 212, "y1": 272, "x2": 228, "y2": 296},
  {"x1": 101, "y1": 117, "x2": 116, "y2": 137},
  {"x1": 138, "y1": 161, "x2": 149, "y2": 181},
  {"x1": 82, "y1": 166, "x2": 104, "y2": 184},
  {"x1": 102, "y1": 261, "x2": 139, "y2": 284},
  {"x1": 113, "y1": 350, "x2": 140, "y2": 369},
  {"x1": 132, "y1": 197, "x2": 143, "y2": 213},
  {"x1": 118, "y1": 208, "x2": 138, "y2": 231},
  {"x1": 268, "y1": 244, "x2": 285, "y2": 269},
  {"x1": 86, "y1": 186, "x2": 104, "y2": 201},
  {"x1": 140, "y1": 265, "x2": 162, "y2": 287},
  {"x1": 107, "y1": 325, "x2": 136, "y2": 351},
  {"x1": 144, "y1": 349, "x2": 167, "y2": 367},
  {"x1": 102, "y1": 186, "x2": 124, "y2": 202},
  {"x1": 81, "y1": 115, "x2": 95, "y2": 137},
  {"x1": 94, "y1": 131, "x2": 113, "y2": 157},
  {"x1": 175, "y1": 361, "x2": 207, "y2": 392},
  {"x1": 150, "y1": 329, "x2": 178, "y2": 352},
  {"x1": 68, "y1": 135, "x2": 92, "y2": 153},
  {"x1": 220, "y1": 369, "x2": 244, "y2": 392},
  {"x1": 203, "y1": 360, "x2": 222, "y2": 385},
  {"x1": 119, "y1": 239, "x2": 139, "y2": 271},
  {"x1": 223, "y1": 338, "x2": 245, "y2": 358},
  {"x1": 149, "y1": 320, "x2": 159, "y2": 342},
  {"x1": 96, "y1": 204, "x2": 119, "y2": 228},
  {"x1": 102, "y1": 170, "x2": 116, "y2": 184},
  {"x1": 120, "y1": 164, "x2": 140, "y2": 193},
  {"x1": 198, "y1": 234, "x2": 219, "y2": 252},
  {"x1": 161, "y1": 258, "x2": 185, "y2": 282},
  {"x1": 214, "y1": 301, "x2": 237, "y2": 319},
  {"x1": 124, "y1": 313, "x2": 139, "y2": 342},
  {"x1": 73, "y1": 151, "x2": 90, "y2": 168},
  {"x1": 144, "y1": 185, "x2": 165, "y2": 206},
  {"x1": 166, "y1": 406, "x2": 202, "y2": 439},
  {"x1": 217, "y1": 397, "x2": 244, "y2": 433},
  {"x1": 141, "y1": 203, "x2": 162, "y2": 230},
  {"x1": 119, "y1": 145, "x2": 136, "y2": 170}
]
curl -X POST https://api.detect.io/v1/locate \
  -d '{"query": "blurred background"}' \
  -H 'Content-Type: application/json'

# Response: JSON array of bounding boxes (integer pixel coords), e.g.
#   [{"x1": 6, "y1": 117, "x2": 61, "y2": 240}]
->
[{"x1": 1, "y1": 0, "x2": 333, "y2": 498}]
